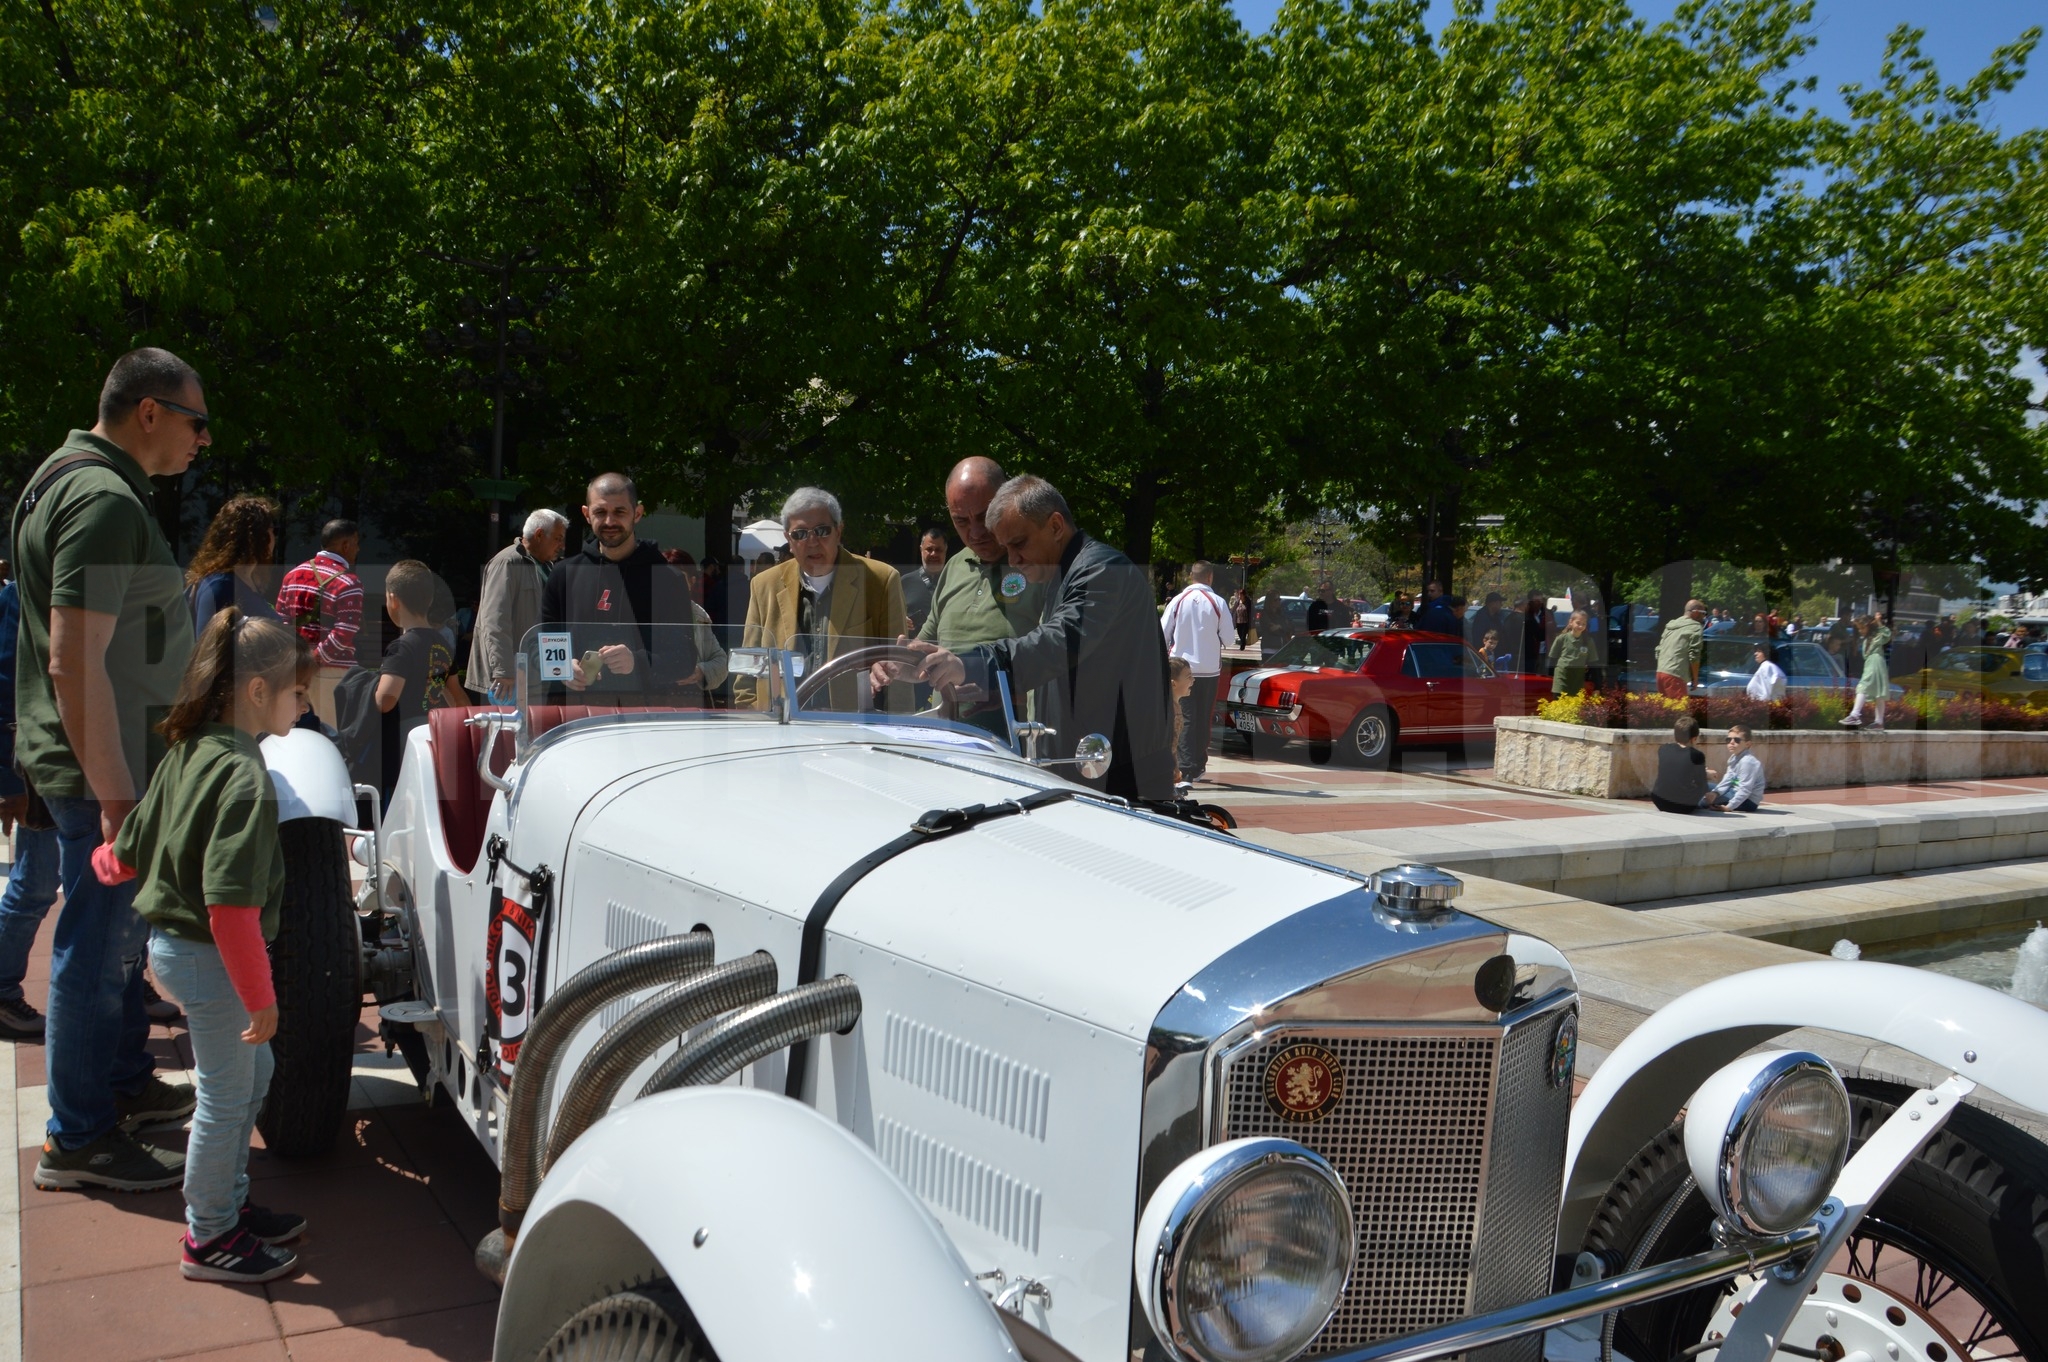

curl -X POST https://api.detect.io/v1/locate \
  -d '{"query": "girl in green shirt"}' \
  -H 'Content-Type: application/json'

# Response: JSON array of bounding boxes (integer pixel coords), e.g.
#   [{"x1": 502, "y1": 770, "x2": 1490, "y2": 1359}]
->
[
  {"x1": 1549, "y1": 610, "x2": 1595, "y2": 695},
  {"x1": 97, "y1": 609, "x2": 313, "y2": 1283}
]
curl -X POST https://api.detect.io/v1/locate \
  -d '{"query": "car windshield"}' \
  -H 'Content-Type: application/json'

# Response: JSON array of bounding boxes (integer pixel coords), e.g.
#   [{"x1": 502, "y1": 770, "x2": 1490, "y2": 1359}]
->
[
  {"x1": 1268, "y1": 634, "x2": 1373, "y2": 670},
  {"x1": 1701, "y1": 638, "x2": 1772, "y2": 673},
  {"x1": 507, "y1": 623, "x2": 1020, "y2": 752},
  {"x1": 1933, "y1": 650, "x2": 2010, "y2": 674}
]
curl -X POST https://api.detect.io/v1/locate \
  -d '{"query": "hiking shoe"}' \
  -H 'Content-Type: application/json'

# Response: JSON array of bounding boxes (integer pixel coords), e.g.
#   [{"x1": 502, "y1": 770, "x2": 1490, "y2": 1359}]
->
[
  {"x1": 34, "y1": 1128, "x2": 183, "y2": 1192},
  {"x1": 117, "y1": 1075, "x2": 197, "y2": 1131},
  {"x1": 0, "y1": 997, "x2": 44, "y2": 1040},
  {"x1": 239, "y1": 1201, "x2": 308, "y2": 1244},
  {"x1": 181, "y1": 1227, "x2": 299, "y2": 1283},
  {"x1": 142, "y1": 978, "x2": 180, "y2": 1021},
  {"x1": 1838, "y1": 716, "x2": 1863, "y2": 728}
]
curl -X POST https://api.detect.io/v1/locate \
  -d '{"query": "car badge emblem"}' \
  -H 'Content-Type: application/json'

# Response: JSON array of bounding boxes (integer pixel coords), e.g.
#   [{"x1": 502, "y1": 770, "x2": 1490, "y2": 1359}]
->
[
  {"x1": 1265, "y1": 1042, "x2": 1344, "y2": 1123},
  {"x1": 1001, "y1": 570, "x2": 1027, "y2": 600},
  {"x1": 1550, "y1": 1012, "x2": 1578, "y2": 1089},
  {"x1": 596, "y1": 588, "x2": 612, "y2": 612}
]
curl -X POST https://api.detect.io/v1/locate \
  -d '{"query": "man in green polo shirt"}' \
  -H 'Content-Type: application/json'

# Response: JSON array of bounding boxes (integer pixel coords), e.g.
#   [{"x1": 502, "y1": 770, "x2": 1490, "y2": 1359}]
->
[
  {"x1": 897, "y1": 457, "x2": 1043, "y2": 735},
  {"x1": 18, "y1": 347, "x2": 203, "y2": 1192},
  {"x1": 918, "y1": 456, "x2": 1044, "y2": 651}
]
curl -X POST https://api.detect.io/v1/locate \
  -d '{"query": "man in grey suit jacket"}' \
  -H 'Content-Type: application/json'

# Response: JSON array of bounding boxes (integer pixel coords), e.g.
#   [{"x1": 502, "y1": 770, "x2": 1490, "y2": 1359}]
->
[
  {"x1": 912, "y1": 475, "x2": 1173, "y2": 802},
  {"x1": 472, "y1": 508, "x2": 567, "y2": 701}
]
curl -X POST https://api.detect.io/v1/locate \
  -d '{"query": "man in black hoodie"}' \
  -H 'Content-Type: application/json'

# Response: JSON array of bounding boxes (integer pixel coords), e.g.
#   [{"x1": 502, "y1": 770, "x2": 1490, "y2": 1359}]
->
[{"x1": 539, "y1": 472, "x2": 697, "y2": 695}]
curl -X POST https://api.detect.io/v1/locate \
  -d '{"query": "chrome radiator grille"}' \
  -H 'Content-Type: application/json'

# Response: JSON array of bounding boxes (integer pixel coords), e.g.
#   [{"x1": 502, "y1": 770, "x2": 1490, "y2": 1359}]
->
[{"x1": 1217, "y1": 1007, "x2": 1571, "y2": 1359}]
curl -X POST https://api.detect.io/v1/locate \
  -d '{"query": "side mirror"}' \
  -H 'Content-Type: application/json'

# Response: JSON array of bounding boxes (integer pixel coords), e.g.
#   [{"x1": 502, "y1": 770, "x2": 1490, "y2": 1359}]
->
[
  {"x1": 1073, "y1": 733, "x2": 1112, "y2": 781},
  {"x1": 727, "y1": 648, "x2": 777, "y2": 678}
]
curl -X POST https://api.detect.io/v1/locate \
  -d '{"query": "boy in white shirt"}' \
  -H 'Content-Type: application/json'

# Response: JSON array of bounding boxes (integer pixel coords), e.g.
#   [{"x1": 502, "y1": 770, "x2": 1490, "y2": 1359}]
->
[
  {"x1": 1707, "y1": 724, "x2": 1766, "y2": 811},
  {"x1": 1746, "y1": 643, "x2": 1787, "y2": 702}
]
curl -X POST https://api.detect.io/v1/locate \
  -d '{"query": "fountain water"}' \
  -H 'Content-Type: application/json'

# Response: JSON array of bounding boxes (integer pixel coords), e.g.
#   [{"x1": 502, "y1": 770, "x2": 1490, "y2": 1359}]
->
[
  {"x1": 2012, "y1": 923, "x2": 2048, "y2": 1010},
  {"x1": 1830, "y1": 938, "x2": 1862, "y2": 961}
]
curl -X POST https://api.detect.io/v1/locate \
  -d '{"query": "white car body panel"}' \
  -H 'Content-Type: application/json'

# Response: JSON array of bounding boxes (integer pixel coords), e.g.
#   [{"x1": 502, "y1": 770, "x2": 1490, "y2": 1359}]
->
[
  {"x1": 260, "y1": 726, "x2": 356, "y2": 825},
  {"x1": 496, "y1": 1087, "x2": 1020, "y2": 1362},
  {"x1": 383, "y1": 715, "x2": 1364, "y2": 1360},
  {"x1": 1559, "y1": 959, "x2": 2048, "y2": 1243}
]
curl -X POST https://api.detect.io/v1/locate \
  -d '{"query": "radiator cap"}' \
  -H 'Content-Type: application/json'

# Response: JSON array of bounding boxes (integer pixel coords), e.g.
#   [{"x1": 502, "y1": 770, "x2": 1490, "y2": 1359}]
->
[{"x1": 1369, "y1": 864, "x2": 1463, "y2": 922}]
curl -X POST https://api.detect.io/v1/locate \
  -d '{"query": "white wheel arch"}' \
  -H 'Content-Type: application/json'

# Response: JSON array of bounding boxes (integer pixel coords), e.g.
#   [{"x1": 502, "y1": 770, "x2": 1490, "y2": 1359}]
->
[
  {"x1": 260, "y1": 726, "x2": 357, "y2": 825},
  {"x1": 495, "y1": 1087, "x2": 1020, "y2": 1362},
  {"x1": 1559, "y1": 960, "x2": 2048, "y2": 1247}
]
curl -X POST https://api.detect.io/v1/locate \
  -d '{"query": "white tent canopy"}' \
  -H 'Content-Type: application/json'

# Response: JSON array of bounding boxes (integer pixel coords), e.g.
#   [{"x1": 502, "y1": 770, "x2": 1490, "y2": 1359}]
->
[{"x1": 737, "y1": 519, "x2": 786, "y2": 561}]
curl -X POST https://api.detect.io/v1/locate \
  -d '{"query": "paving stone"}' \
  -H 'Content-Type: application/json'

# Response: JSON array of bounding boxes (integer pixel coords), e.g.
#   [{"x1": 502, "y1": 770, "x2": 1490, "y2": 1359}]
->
[
  {"x1": 282, "y1": 1301, "x2": 496, "y2": 1362},
  {"x1": 1625, "y1": 838, "x2": 1685, "y2": 871},
  {"x1": 24, "y1": 1263, "x2": 279, "y2": 1362}
]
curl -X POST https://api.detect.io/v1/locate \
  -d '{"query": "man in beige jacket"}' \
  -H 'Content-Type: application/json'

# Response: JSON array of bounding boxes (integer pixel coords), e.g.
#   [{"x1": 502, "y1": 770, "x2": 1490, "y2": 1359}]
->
[
  {"x1": 738, "y1": 488, "x2": 904, "y2": 711},
  {"x1": 471, "y1": 509, "x2": 567, "y2": 702}
]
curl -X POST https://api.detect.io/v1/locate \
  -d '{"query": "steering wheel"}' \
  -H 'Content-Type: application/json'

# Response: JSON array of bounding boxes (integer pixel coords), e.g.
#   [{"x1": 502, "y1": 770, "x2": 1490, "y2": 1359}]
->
[{"x1": 793, "y1": 644, "x2": 932, "y2": 710}]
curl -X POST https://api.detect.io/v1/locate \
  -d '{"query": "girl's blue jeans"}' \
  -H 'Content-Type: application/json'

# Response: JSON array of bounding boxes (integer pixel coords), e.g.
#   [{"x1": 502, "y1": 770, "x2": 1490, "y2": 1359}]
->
[{"x1": 148, "y1": 930, "x2": 273, "y2": 1245}]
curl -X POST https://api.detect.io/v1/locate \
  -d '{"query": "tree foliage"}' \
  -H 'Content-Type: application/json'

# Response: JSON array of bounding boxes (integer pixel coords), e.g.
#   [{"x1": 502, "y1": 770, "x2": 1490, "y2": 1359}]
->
[{"x1": 1, "y1": 0, "x2": 2043, "y2": 590}]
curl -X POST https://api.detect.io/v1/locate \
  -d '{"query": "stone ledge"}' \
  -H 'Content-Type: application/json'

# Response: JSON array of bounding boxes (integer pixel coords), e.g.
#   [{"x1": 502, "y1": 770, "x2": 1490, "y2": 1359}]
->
[{"x1": 1494, "y1": 716, "x2": 2048, "y2": 799}]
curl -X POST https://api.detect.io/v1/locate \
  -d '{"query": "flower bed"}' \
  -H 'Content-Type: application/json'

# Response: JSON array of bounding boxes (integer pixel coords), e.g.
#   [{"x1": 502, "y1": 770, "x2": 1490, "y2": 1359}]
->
[{"x1": 1535, "y1": 689, "x2": 2048, "y2": 733}]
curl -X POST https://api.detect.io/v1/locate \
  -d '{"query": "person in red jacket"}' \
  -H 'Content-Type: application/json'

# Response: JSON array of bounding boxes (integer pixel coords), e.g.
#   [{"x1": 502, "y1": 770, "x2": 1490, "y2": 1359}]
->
[{"x1": 94, "y1": 610, "x2": 313, "y2": 1283}]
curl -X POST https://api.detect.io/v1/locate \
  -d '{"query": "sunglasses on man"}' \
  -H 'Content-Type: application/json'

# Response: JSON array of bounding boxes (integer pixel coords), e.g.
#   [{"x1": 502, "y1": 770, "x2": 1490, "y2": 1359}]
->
[
  {"x1": 144, "y1": 395, "x2": 210, "y2": 434},
  {"x1": 786, "y1": 525, "x2": 837, "y2": 544}
]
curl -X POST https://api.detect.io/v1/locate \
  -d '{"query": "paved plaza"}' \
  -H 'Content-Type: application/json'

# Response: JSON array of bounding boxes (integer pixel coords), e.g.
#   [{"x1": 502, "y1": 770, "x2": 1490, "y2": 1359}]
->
[{"x1": 4, "y1": 743, "x2": 2046, "y2": 1360}]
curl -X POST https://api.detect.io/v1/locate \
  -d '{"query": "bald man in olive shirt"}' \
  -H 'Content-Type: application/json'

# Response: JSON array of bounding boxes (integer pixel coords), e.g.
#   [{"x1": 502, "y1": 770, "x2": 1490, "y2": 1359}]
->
[{"x1": 918, "y1": 457, "x2": 1043, "y2": 649}]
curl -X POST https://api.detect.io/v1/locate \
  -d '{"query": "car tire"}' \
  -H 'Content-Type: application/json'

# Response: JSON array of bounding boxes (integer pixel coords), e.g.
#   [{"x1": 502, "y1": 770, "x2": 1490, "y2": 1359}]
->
[
  {"x1": 1336, "y1": 706, "x2": 1396, "y2": 768},
  {"x1": 538, "y1": 1280, "x2": 709, "y2": 1362},
  {"x1": 259, "y1": 818, "x2": 362, "y2": 1158},
  {"x1": 1581, "y1": 1080, "x2": 2048, "y2": 1362}
]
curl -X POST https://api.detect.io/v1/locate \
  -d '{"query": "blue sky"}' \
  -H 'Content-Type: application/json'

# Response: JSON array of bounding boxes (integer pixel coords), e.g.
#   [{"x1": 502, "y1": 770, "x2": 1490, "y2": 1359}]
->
[{"x1": 1225, "y1": 1, "x2": 2048, "y2": 134}]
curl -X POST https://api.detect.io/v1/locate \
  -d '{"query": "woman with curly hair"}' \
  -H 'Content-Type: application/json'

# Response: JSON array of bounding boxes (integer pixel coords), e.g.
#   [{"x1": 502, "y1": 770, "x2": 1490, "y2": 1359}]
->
[{"x1": 187, "y1": 496, "x2": 281, "y2": 632}]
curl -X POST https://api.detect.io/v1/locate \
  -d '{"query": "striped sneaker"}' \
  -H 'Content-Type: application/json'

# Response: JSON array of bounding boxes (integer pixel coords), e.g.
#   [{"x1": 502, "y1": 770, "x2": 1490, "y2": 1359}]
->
[{"x1": 181, "y1": 1227, "x2": 298, "y2": 1283}]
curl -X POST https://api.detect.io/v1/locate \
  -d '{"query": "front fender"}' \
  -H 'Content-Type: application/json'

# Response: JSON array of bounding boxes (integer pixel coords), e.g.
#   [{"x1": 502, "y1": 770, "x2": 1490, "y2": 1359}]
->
[
  {"x1": 260, "y1": 726, "x2": 356, "y2": 825},
  {"x1": 495, "y1": 1087, "x2": 1019, "y2": 1362},
  {"x1": 1559, "y1": 960, "x2": 2048, "y2": 1246}
]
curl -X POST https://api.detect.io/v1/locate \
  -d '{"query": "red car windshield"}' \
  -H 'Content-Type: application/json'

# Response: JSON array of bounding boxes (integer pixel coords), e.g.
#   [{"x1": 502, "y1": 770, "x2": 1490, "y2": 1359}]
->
[{"x1": 1268, "y1": 634, "x2": 1373, "y2": 671}]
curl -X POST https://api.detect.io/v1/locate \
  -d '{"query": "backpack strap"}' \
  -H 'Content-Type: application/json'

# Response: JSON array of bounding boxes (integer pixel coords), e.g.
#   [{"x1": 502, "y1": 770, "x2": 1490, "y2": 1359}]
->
[{"x1": 10, "y1": 453, "x2": 114, "y2": 556}]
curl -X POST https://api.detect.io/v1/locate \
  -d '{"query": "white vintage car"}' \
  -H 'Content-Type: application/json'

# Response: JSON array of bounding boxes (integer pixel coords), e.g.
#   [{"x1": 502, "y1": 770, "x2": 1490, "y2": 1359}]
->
[{"x1": 252, "y1": 624, "x2": 2048, "y2": 1362}]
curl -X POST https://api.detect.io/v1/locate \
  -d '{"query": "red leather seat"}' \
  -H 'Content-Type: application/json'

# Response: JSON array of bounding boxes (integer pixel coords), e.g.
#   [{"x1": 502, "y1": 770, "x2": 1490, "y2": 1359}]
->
[{"x1": 428, "y1": 705, "x2": 699, "y2": 874}]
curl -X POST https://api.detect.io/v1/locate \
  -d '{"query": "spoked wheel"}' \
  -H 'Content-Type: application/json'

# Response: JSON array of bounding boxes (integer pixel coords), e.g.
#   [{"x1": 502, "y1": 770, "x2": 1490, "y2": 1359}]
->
[
  {"x1": 1336, "y1": 706, "x2": 1395, "y2": 768},
  {"x1": 1582, "y1": 1081, "x2": 2048, "y2": 1362},
  {"x1": 537, "y1": 1281, "x2": 709, "y2": 1362}
]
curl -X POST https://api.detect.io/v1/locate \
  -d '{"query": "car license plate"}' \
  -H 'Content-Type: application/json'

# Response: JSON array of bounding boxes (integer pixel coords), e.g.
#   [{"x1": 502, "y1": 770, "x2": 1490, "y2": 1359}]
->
[{"x1": 1233, "y1": 712, "x2": 1259, "y2": 733}]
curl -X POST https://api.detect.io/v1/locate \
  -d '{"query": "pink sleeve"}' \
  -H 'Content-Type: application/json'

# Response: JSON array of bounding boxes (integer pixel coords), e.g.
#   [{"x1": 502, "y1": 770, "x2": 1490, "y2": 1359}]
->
[
  {"x1": 206, "y1": 906, "x2": 276, "y2": 1014},
  {"x1": 91, "y1": 844, "x2": 136, "y2": 886}
]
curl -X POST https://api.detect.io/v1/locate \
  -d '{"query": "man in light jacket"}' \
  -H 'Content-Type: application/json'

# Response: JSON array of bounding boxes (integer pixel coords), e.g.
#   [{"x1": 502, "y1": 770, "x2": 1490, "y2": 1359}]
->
[
  {"x1": 1161, "y1": 562, "x2": 1235, "y2": 783},
  {"x1": 738, "y1": 487, "x2": 904, "y2": 711},
  {"x1": 473, "y1": 508, "x2": 567, "y2": 701}
]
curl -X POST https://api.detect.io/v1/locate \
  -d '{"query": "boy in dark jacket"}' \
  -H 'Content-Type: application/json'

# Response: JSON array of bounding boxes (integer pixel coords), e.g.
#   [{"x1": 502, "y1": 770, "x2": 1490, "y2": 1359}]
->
[{"x1": 1650, "y1": 715, "x2": 1712, "y2": 813}]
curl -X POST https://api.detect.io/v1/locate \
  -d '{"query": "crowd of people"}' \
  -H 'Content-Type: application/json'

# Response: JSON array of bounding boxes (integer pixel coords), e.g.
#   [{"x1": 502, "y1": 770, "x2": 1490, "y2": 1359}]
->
[{"x1": 0, "y1": 348, "x2": 1214, "y2": 1288}]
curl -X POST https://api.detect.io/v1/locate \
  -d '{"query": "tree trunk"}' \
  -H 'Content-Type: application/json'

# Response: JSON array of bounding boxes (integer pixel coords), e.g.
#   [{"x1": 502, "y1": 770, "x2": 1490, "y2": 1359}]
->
[
  {"x1": 1119, "y1": 468, "x2": 1162, "y2": 569},
  {"x1": 1655, "y1": 560, "x2": 1695, "y2": 660},
  {"x1": 1430, "y1": 483, "x2": 1462, "y2": 596}
]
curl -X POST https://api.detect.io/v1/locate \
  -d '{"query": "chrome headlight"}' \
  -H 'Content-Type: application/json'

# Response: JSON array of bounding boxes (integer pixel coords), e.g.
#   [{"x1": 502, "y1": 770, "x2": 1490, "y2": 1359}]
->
[
  {"x1": 1135, "y1": 1138, "x2": 1354, "y2": 1362},
  {"x1": 1683, "y1": 1050, "x2": 1851, "y2": 1237}
]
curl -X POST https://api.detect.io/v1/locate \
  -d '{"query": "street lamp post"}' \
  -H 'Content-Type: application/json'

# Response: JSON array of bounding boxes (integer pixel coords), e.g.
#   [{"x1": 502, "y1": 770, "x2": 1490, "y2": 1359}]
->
[{"x1": 420, "y1": 247, "x2": 585, "y2": 543}]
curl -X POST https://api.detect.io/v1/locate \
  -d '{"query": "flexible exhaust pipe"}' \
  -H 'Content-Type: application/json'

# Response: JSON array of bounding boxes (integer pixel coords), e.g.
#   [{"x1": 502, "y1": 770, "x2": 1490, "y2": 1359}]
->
[
  {"x1": 479, "y1": 930, "x2": 715, "y2": 1282},
  {"x1": 639, "y1": 976, "x2": 862, "y2": 1097},
  {"x1": 542, "y1": 952, "x2": 780, "y2": 1173}
]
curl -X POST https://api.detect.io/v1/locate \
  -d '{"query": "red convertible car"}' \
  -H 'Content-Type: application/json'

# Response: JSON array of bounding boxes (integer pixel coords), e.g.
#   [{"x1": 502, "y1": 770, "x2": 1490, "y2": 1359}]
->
[{"x1": 1222, "y1": 628, "x2": 1553, "y2": 766}]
